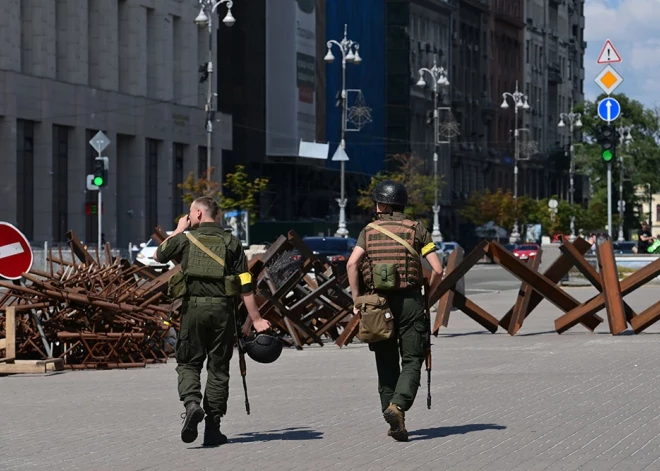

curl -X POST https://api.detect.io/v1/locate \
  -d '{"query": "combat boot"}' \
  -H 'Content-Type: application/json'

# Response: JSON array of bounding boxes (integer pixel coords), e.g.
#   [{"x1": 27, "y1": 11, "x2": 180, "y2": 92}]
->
[
  {"x1": 383, "y1": 403, "x2": 409, "y2": 442},
  {"x1": 180, "y1": 401, "x2": 205, "y2": 443},
  {"x1": 202, "y1": 416, "x2": 228, "y2": 447}
]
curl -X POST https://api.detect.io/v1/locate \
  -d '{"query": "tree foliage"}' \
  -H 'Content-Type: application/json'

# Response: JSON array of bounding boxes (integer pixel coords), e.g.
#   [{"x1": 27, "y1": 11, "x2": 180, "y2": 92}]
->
[
  {"x1": 573, "y1": 93, "x2": 660, "y2": 231},
  {"x1": 459, "y1": 189, "x2": 608, "y2": 237},
  {"x1": 357, "y1": 153, "x2": 443, "y2": 224},
  {"x1": 178, "y1": 165, "x2": 269, "y2": 225}
]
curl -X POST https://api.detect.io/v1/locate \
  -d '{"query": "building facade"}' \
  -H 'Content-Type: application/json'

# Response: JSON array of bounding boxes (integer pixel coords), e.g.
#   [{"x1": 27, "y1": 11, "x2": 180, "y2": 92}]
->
[
  {"x1": 0, "y1": 0, "x2": 231, "y2": 247},
  {"x1": 489, "y1": 0, "x2": 525, "y2": 194},
  {"x1": 408, "y1": 0, "x2": 453, "y2": 238},
  {"x1": 522, "y1": 0, "x2": 586, "y2": 201}
]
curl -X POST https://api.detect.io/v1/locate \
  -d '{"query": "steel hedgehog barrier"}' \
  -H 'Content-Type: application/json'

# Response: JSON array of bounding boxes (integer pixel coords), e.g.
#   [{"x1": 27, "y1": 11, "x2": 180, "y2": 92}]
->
[{"x1": 4, "y1": 231, "x2": 656, "y2": 375}]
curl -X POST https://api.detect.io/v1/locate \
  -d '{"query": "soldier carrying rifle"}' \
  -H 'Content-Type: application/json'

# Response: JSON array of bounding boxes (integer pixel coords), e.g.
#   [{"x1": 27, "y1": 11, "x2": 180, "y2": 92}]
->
[
  {"x1": 346, "y1": 181, "x2": 443, "y2": 442},
  {"x1": 155, "y1": 196, "x2": 271, "y2": 446}
]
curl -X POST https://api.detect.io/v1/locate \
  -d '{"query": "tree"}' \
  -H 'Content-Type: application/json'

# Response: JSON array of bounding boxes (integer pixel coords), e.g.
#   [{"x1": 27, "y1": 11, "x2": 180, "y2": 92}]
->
[
  {"x1": 460, "y1": 190, "x2": 579, "y2": 237},
  {"x1": 459, "y1": 189, "x2": 517, "y2": 230},
  {"x1": 573, "y1": 93, "x2": 660, "y2": 232},
  {"x1": 178, "y1": 165, "x2": 269, "y2": 225},
  {"x1": 357, "y1": 153, "x2": 442, "y2": 224}
]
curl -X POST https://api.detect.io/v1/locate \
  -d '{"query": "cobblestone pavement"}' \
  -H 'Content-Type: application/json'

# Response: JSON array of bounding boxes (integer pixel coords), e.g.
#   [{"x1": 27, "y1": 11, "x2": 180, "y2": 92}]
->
[{"x1": 3, "y1": 287, "x2": 660, "y2": 470}]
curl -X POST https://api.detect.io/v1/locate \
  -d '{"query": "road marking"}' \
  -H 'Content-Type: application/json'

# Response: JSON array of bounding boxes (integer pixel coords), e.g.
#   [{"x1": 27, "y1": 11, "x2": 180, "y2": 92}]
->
[{"x1": 0, "y1": 242, "x2": 24, "y2": 259}]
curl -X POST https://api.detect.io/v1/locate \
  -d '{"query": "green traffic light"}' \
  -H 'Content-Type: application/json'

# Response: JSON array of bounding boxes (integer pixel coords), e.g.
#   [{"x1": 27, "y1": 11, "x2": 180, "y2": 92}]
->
[
  {"x1": 602, "y1": 149, "x2": 613, "y2": 161},
  {"x1": 93, "y1": 176, "x2": 104, "y2": 186}
]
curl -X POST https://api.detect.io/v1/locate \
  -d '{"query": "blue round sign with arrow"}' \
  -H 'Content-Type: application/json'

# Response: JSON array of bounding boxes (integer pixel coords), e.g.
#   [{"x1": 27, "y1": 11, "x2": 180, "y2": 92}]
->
[{"x1": 597, "y1": 97, "x2": 621, "y2": 123}]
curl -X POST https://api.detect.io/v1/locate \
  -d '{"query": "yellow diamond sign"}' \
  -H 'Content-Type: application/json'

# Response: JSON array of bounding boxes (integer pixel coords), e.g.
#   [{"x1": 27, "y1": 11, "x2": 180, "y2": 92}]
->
[{"x1": 595, "y1": 65, "x2": 623, "y2": 95}]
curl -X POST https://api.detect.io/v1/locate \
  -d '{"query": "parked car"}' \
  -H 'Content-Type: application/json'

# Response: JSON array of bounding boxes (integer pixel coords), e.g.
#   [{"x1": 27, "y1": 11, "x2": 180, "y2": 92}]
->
[
  {"x1": 512, "y1": 243, "x2": 540, "y2": 261},
  {"x1": 135, "y1": 232, "x2": 186, "y2": 270},
  {"x1": 440, "y1": 241, "x2": 459, "y2": 266},
  {"x1": 503, "y1": 243, "x2": 518, "y2": 253},
  {"x1": 302, "y1": 237, "x2": 357, "y2": 264}
]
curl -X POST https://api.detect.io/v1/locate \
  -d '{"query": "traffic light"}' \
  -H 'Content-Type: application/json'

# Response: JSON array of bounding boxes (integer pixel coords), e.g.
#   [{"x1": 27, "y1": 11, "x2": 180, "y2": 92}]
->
[
  {"x1": 599, "y1": 124, "x2": 615, "y2": 162},
  {"x1": 199, "y1": 63, "x2": 209, "y2": 83},
  {"x1": 93, "y1": 157, "x2": 108, "y2": 188}
]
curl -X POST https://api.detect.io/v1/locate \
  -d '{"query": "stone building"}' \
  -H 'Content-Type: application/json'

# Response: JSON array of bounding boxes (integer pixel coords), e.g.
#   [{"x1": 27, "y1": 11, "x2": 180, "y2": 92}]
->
[
  {"x1": 0, "y1": 0, "x2": 232, "y2": 247},
  {"x1": 522, "y1": 0, "x2": 586, "y2": 200}
]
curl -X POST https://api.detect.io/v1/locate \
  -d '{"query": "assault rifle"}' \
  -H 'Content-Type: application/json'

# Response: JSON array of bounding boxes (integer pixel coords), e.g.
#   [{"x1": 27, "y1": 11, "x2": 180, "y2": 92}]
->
[
  {"x1": 234, "y1": 300, "x2": 251, "y2": 415},
  {"x1": 423, "y1": 278, "x2": 432, "y2": 409}
]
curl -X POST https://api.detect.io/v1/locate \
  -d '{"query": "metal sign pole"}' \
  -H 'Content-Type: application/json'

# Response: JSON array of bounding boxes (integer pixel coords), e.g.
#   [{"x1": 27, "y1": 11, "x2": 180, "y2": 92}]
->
[
  {"x1": 607, "y1": 161, "x2": 612, "y2": 239},
  {"x1": 97, "y1": 149, "x2": 102, "y2": 250}
]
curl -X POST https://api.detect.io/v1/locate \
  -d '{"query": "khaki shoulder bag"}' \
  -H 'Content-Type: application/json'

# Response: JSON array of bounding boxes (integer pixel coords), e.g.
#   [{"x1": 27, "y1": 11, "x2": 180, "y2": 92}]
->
[{"x1": 354, "y1": 224, "x2": 420, "y2": 343}]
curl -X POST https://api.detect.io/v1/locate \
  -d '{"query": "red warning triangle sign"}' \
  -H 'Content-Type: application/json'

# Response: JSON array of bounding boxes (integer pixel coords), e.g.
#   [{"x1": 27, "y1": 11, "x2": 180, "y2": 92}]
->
[{"x1": 597, "y1": 39, "x2": 622, "y2": 64}]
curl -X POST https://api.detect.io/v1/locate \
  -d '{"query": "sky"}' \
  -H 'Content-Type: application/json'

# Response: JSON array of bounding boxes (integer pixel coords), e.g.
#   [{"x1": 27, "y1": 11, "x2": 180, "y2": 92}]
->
[{"x1": 584, "y1": 0, "x2": 660, "y2": 109}]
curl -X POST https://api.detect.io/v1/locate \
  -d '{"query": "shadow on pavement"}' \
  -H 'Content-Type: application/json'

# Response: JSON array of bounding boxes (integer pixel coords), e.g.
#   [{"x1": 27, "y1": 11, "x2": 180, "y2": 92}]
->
[
  {"x1": 230, "y1": 426, "x2": 323, "y2": 443},
  {"x1": 408, "y1": 423, "x2": 506, "y2": 441}
]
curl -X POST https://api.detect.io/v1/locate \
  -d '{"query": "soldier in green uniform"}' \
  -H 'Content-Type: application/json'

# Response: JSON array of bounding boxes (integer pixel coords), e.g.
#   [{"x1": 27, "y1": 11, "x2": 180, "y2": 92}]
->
[
  {"x1": 346, "y1": 181, "x2": 443, "y2": 442},
  {"x1": 155, "y1": 196, "x2": 271, "y2": 446}
]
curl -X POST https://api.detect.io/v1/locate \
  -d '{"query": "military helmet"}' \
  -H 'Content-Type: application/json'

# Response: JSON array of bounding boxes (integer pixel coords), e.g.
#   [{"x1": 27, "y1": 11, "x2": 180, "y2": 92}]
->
[
  {"x1": 373, "y1": 180, "x2": 408, "y2": 207},
  {"x1": 243, "y1": 334, "x2": 283, "y2": 364}
]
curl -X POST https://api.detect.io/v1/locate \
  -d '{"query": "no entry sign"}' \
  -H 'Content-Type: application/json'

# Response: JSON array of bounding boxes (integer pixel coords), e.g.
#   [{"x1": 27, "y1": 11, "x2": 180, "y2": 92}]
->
[{"x1": 0, "y1": 222, "x2": 33, "y2": 280}]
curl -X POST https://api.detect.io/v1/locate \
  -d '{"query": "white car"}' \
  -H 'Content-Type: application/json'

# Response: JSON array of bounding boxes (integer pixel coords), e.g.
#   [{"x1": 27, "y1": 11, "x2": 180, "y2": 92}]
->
[{"x1": 135, "y1": 232, "x2": 183, "y2": 270}]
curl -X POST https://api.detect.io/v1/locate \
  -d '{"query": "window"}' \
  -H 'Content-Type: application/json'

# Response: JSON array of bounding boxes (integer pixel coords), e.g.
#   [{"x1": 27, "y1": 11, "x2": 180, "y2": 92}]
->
[
  {"x1": 52, "y1": 125, "x2": 69, "y2": 242},
  {"x1": 146, "y1": 139, "x2": 159, "y2": 238},
  {"x1": 198, "y1": 146, "x2": 208, "y2": 177},
  {"x1": 173, "y1": 143, "x2": 185, "y2": 219},
  {"x1": 656, "y1": 204, "x2": 660, "y2": 223},
  {"x1": 17, "y1": 120, "x2": 34, "y2": 240}
]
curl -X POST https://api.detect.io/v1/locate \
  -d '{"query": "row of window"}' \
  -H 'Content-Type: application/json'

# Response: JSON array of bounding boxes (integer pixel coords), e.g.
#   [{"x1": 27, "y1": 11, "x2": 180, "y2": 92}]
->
[{"x1": 14, "y1": 121, "x2": 206, "y2": 242}]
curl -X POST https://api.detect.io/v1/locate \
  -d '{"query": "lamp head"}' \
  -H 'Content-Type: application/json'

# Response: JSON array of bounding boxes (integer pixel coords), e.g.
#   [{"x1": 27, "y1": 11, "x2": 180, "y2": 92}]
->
[
  {"x1": 195, "y1": 7, "x2": 209, "y2": 26},
  {"x1": 222, "y1": 9, "x2": 235, "y2": 27},
  {"x1": 324, "y1": 49, "x2": 335, "y2": 63}
]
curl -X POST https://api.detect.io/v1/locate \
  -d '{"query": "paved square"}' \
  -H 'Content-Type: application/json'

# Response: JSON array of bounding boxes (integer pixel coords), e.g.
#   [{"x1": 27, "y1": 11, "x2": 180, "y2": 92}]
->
[{"x1": 3, "y1": 286, "x2": 660, "y2": 470}]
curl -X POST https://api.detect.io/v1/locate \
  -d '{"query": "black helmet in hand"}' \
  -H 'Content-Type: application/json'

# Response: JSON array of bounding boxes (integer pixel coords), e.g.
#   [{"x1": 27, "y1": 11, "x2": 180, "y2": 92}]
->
[
  {"x1": 373, "y1": 180, "x2": 408, "y2": 207},
  {"x1": 242, "y1": 333, "x2": 283, "y2": 364}
]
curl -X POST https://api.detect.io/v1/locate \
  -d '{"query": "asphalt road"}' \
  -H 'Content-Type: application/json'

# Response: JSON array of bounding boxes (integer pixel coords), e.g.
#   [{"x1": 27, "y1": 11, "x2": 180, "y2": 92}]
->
[{"x1": 463, "y1": 263, "x2": 522, "y2": 296}]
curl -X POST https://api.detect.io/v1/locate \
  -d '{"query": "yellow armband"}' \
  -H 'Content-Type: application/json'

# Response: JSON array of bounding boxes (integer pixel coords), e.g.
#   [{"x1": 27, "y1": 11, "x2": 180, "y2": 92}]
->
[
  {"x1": 238, "y1": 272, "x2": 254, "y2": 293},
  {"x1": 421, "y1": 242, "x2": 437, "y2": 257}
]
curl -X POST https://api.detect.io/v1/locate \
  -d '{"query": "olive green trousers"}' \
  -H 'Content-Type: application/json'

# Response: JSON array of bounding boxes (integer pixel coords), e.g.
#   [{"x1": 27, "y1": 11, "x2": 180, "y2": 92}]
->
[
  {"x1": 369, "y1": 290, "x2": 428, "y2": 412},
  {"x1": 176, "y1": 296, "x2": 235, "y2": 421}
]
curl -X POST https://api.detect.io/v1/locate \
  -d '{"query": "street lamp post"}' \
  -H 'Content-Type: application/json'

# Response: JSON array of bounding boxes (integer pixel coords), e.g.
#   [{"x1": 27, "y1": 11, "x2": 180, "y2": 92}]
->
[
  {"x1": 195, "y1": 0, "x2": 235, "y2": 186},
  {"x1": 558, "y1": 112, "x2": 583, "y2": 242},
  {"x1": 616, "y1": 125, "x2": 633, "y2": 242},
  {"x1": 500, "y1": 80, "x2": 530, "y2": 244},
  {"x1": 416, "y1": 56, "x2": 450, "y2": 243},
  {"x1": 325, "y1": 24, "x2": 362, "y2": 238}
]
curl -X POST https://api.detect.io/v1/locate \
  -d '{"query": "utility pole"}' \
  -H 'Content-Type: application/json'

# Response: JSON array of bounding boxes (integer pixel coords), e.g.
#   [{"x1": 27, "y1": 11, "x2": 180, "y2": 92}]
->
[
  {"x1": 416, "y1": 56, "x2": 450, "y2": 243},
  {"x1": 558, "y1": 112, "x2": 582, "y2": 242},
  {"x1": 500, "y1": 81, "x2": 530, "y2": 244}
]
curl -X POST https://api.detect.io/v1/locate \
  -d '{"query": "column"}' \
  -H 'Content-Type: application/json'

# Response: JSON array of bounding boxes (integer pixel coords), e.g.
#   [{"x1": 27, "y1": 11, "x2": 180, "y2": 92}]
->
[
  {"x1": 158, "y1": 140, "x2": 174, "y2": 229},
  {"x1": 116, "y1": 134, "x2": 146, "y2": 246},
  {"x1": 33, "y1": 121, "x2": 54, "y2": 242},
  {"x1": 102, "y1": 130, "x2": 118, "y2": 246},
  {"x1": 30, "y1": 0, "x2": 57, "y2": 79},
  {"x1": 0, "y1": 117, "x2": 18, "y2": 224},
  {"x1": 67, "y1": 127, "x2": 88, "y2": 238},
  {"x1": 89, "y1": 0, "x2": 119, "y2": 91},
  {"x1": 0, "y1": 0, "x2": 21, "y2": 72}
]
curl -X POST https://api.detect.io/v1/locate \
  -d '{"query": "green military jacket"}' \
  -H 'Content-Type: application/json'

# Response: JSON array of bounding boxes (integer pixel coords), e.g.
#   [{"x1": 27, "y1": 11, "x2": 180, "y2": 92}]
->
[{"x1": 156, "y1": 222, "x2": 253, "y2": 297}]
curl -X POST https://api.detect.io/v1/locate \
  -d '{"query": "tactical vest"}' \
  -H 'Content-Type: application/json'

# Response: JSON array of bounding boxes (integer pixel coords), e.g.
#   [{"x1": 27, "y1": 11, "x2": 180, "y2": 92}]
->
[
  {"x1": 361, "y1": 219, "x2": 423, "y2": 290},
  {"x1": 185, "y1": 231, "x2": 231, "y2": 280}
]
